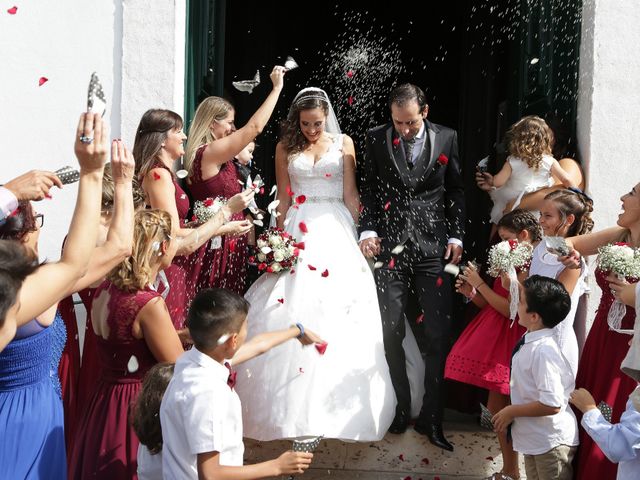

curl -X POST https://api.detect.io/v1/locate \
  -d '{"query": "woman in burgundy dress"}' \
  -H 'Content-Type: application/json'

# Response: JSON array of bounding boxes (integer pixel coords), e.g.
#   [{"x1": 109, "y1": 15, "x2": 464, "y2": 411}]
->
[
  {"x1": 58, "y1": 159, "x2": 145, "y2": 453},
  {"x1": 566, "y1": 181, "x2": 640, "y2": 480},
  {"x1": 184, "y1": 65, "x2": 286, "y2": 294},
  {"x1": 69, "y1": 209, "x2": 185, "y2": 480},
  {"x1": 134, "y1": 110, "x2": 254, "y2": 329}
]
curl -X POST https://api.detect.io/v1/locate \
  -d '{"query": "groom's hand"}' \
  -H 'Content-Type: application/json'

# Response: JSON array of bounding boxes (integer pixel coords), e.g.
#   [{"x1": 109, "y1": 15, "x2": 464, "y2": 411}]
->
[
  {"x1": 444, "y1": 243, "x2": 463, "y2": 265},
  {"x1": 359, "y1": 237, "x2": 381, "y2": 258}
]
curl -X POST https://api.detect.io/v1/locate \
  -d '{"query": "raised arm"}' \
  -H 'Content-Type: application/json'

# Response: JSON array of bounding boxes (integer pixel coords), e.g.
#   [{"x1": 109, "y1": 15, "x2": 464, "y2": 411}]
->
[
  {"x1": 70, "y1": 140, "x2": 135, "y2": 292},
  {"x1": 274, "y1": 142, "x2": 292, "y2": 229},
  {"x1": 201, "y1": 67, "x2": 285, "y2": 169},
  {"x1": 550, "y1": 159, "x2": 578, "y2": 189},
  {"x1": 17, "y1": 113, "x2": 106, "y2": 325},
  {"x1": 568, "y1": 227, "x2": 626, "y2": 257},
  {"x1": 231, "y1": 326, "x2": 324, "y2": 366},
  {"x1": 342, "y1": 135, "x2": 360, "y2": 223}
]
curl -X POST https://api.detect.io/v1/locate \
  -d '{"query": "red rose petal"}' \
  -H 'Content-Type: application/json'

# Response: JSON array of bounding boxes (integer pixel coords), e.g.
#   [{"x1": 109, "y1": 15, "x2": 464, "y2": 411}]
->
[
  {"x1": 259, "y1": 187, "x2": 264, "y2": 194},
  {"x1": 388, "y1": 258, "x2": 396, "y2": 269},
  {"x1": 296, "y1": 194, "x2": 306, "y2": 204},
  {"x1": 421, "y1": 457, "x2": 430, "y2": 465},
  {"x1": 277, "y1": 298, "x2": 284, "y2": 304},
  {"x1": 228, "y1": 239, "x2": 237, "y2": 252},
  {"x1": 384, "y1": 201, "x2": 391, "y2": 211},
  {"x1": 315, "y1": 343, "x2": 328, "y2": 355},
  {"x1": 38, "y1": 77, "x2": 48, "y2": 86},
  {"x1": 321, "y1": 269, "x2": 329, "y2": 277},
  {"x1": 307, "y1": 265, "x2": 317, "y2": 271},
  {"x1": 298, "y1": 221, "x2": 308, "y2": 233},
  {"x1": 44, "y1": 193, "x2": 52, "y2": 200},
  {"x1": 485, "y1": 456, "x2": 494, "y2": 461},
  {"x1": 292, "y1": 241, "x2": 305, "y2": 250},
  {"x1": 286, "y1": 185, "x2": 294, "y2": 197},
  {"x1": 436, "y1": 276, "x2": 443, "y2": 287},
  {"x1": 358, "y1": 204, "x2": 365, "y2": 214},
  {"x1": 416, "y1": 313, "x2": 424, "y2": 324},
  {"x1": 289, "y1": 268, "x2": 296, "y2": 274},
  {"x1": 393, "y1": 137, "x2": 401, "y2": 147},
  {"x1": 398, "y1": 454, "x2": 404, "y2": 461},
  {"x1": 203, "y1": 198, "x2": 214, "y2": 207},
  {"x1": 292, "y1": 205, "x2": 299, "y2": 210},
  {"x1": 152, "y1": 171, "x2": 161, "y2": 180},
  {"x1": 7, "y1": 6, "x2": 18, "y2": 14},
  {"x1": 325, "y1": 173, "x2": 332, "y2": 177},
  {"x1": 347, "y1": 95, "x2": 354, "y2": 106},
  {"x1": 346, "y1": 70, "x2": 354, "y2": 78},
  {"x1": 299, "y1": 367, "x2": 304, "y2": 373}
]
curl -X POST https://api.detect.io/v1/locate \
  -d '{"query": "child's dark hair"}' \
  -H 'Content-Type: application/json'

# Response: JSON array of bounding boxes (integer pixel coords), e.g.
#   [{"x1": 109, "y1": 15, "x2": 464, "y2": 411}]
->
[
  {"x1": 497, "y1": 209, "x2": 543, "y2": 243},
  {"x1": 543, "y1": 189, "x2": 594, "y2": 237},
  {"x1": 187, "y1": 288, "x2": 249, "y2": 350},
  {"x1": 522, "y1": 275, "x2": 571, "y2": 328},
  {"x1": 130, "y1": 362, "x2": 175, "y2": 455}
]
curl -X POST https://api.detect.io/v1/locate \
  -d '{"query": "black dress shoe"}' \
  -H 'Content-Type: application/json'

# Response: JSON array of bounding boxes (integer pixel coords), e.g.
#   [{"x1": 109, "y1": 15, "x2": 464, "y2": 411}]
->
[
  {"x1": 388, "y1": 411, "x2": 409, "y2": 434},
  {"x1": 414, "y1": 421, "x2": 454, "y2": 451}
]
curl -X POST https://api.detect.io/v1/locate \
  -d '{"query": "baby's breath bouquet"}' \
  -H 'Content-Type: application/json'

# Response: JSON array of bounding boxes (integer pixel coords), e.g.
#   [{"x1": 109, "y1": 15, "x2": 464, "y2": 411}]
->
[
  {"x1": 597, "y1": 242, "x2": 640, "y2": 333},
  {"x1": 193, "y1": 196, "x2": 227, "y2": 223},
  {"x1": 487, "y1": 239, "x2": 534, "y2": 321}
]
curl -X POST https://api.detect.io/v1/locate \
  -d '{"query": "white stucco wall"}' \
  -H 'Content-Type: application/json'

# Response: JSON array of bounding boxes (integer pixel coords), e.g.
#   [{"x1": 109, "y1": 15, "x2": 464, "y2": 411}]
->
[
  {"x1": 577, "y1": 0, "x2": 640, "y2": 328},
  {"x1": 0, "y1": 0, "x2": 185, "y2": 261}
]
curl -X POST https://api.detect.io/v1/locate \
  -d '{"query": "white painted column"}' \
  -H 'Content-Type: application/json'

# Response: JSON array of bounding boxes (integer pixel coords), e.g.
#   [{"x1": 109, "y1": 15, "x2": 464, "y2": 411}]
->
[
  {"x1": 120, "y1": 0, "x2": 186, "y2": 147},
  {"x1": 577, "y1": 0, "x2": 640, "y2": 332}
]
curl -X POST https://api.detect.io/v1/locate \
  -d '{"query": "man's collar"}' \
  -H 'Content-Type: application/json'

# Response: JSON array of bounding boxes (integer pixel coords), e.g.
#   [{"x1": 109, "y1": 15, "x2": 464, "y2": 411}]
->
[{"x1": 524, "y1": 328, "x2": 555, "y2": 343}]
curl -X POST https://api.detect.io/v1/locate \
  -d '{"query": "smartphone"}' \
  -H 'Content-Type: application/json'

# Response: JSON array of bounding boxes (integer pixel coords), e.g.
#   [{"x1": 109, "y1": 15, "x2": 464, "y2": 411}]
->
[
  {"x1": 55, "y1": 165, "x2": 80, "y2": 185},
  {"x1": 477, "y1": 156, "x2": 489, "y2": 173},
  {"x1": 87, "y1": 72, "x2": 107, "y2": 117},
  {"x1": 545, "y1": 236, "x2": 570, "y2": 257}
]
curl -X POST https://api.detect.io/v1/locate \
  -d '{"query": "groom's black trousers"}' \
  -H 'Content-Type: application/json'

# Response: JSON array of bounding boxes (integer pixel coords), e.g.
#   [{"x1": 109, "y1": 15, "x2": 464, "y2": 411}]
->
[{"x1": 375, "y1": 242, "x2": 452, "y2": 425}]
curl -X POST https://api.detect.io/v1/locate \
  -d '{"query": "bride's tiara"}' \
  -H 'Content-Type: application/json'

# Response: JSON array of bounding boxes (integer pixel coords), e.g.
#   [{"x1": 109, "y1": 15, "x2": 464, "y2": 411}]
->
[{"x1": 294, "y1": 94, "x2": 328, "y2": 105}]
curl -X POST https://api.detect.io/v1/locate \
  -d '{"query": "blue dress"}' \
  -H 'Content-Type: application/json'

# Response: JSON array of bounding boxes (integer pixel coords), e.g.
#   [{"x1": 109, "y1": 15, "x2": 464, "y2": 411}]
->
[{"x1": 0, "y1": 314, "x2": 67, "y2": 479}]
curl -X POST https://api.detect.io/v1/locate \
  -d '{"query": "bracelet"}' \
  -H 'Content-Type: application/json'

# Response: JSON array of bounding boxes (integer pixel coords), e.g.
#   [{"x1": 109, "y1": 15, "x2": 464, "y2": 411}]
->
[
  {"x1": 476, "y1": 282, "x2": 487, "y2": 289},
  {"x1": 295, "y1": 323, "x2": 304, "y2": 339}
]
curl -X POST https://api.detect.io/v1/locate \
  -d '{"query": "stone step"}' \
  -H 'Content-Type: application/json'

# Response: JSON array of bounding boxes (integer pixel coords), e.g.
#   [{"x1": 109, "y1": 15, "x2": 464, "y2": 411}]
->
[{"x1": 244, "y1": 421, "x2": 527, "y2": 479}]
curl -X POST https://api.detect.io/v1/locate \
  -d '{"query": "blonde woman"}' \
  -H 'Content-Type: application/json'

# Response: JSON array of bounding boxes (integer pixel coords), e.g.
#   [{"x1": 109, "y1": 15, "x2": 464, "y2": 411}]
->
[
  {"x1": 134, "y1": 109, "x2": 254, "y2": 328},
  {"x1": 69, "y1": 209, "x2": 185, "y2": 480},
  {"x1": 184, "y1": 65, "x2": 285, "y2": 295}
]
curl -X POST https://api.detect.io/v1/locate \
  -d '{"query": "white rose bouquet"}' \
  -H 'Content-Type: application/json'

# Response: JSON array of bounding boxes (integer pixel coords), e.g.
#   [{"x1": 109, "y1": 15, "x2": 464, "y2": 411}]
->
[
  {"x1": 250, "y1": 227, "x2": 302, "y2": 273},
  {"x1": 487, "y1": 239, "x2": 534, "y2": 322},
  {"x1": 597, "y1": 242, "x2": 640, "y2": 333}
]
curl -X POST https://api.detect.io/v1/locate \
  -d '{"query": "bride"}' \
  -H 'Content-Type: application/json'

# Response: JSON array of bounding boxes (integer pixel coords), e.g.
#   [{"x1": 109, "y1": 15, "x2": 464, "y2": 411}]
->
[{"x1": 235, "y1": 87, "x2": 423, "y2": 441}]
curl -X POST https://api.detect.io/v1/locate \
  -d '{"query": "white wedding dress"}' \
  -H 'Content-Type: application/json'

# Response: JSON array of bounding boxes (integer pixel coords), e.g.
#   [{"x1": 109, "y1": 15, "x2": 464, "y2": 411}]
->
[{"x1": 236, "y1": 134, "x2": 425, "y2": 441}]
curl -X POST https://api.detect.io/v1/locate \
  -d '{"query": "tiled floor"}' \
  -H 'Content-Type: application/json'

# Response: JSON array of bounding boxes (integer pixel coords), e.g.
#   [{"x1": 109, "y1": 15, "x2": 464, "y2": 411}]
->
[{"x1": 244, "y1": 421, "x2": 527, "y2": 479}]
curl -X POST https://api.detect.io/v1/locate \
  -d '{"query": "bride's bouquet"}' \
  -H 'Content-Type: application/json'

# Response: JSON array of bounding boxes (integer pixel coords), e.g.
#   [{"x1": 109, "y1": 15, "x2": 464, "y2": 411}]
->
[
  {"x1": 597, "y1": 242, "x2": 640, "y2": 333},
  {"x1": 253, "y1": 228, "x2": 301, "y2": 273},
  {"x1": 487, "y1": 239, "x2": 534, "y2": 322},
  {"x1": 193, "y1": 196, "x2": 227, "y2": 223}
]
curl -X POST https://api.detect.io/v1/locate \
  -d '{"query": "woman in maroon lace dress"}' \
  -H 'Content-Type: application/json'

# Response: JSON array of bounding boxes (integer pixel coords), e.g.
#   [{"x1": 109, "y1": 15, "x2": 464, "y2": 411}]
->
[
  {"x1": 69, "y1": 209, "x2": 185, "y2": 480},
  {"x1": 565, "y1": 181, "x2": 640, "y2": 480},
  {"x1": 183, "y1": 65, "x2": 286, "y2": 295},
  {"x1": 134, "y1": 110, "x2": 254, "y2": 329}
]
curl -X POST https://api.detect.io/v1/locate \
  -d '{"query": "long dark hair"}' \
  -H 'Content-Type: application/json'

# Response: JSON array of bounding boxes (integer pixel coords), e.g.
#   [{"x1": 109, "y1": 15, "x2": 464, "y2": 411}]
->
[
  {"x1": 130, "y1": 362, "x2": 175, "y2": 455},
  {"x1": 133, "y1": 109, "x2": 184, "y2": 178},
  {"x1": 280, "y1": 94, "x2": 330, "y2": 156}
]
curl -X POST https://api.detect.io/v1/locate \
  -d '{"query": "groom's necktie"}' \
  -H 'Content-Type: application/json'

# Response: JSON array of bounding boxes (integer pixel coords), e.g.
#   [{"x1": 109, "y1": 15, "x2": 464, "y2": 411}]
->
[{"x1": 403, "y1": 137, "x2": 416, "y2": 169}]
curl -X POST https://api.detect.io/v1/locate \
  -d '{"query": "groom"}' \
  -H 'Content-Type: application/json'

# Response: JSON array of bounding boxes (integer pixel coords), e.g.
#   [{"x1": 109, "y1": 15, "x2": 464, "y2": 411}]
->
[{"x1": 359, "y1": 83, "x2": 465, "y2": 451}]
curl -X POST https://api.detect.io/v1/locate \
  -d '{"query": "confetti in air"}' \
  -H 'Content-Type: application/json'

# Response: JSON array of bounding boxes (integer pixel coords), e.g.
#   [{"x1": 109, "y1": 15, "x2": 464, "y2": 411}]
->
[{"x1": 38, "y1": 77, "x2": 48, "y2": 86}]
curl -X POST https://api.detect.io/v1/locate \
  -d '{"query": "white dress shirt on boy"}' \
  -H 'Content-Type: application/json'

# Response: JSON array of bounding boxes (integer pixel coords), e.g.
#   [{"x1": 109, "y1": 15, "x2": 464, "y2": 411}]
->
[
  {"x1": 161, "y1": 348, "x2": 243, "y2": 480},
  {"x1": 510, "y1": 328, "x2": 579, "y2": 455}
]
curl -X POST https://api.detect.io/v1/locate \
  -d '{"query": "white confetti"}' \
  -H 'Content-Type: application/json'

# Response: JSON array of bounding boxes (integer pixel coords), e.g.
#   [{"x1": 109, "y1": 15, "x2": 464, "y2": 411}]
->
[
  {"x1": 127, "y1": 355, "x2": 139, "y2": 373},
  {"x1": 253, "y1": 219, "x2": 264, "y2": 227},
  {"x1": 269, "y1": 185, "x2": 278, "y2": 197},
  {"x1": 267, "y1": 199, "x2": 280, "y2": 214},
  {"x1": 530, "y1": 57, "x2": 539, "y2": 65},
  {"x1": 373, "y1": 261, "x2": 384, "y2": 269},
  {"x1": 391, "y1": 244, "x2": 405, "y2": 255}
]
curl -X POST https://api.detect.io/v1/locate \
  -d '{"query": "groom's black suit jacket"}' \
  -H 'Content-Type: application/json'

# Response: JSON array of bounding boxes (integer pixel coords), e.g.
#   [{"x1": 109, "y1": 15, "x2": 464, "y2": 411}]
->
[{"x1": 359, "y1": 120, "x2": 465, "y2": 258}]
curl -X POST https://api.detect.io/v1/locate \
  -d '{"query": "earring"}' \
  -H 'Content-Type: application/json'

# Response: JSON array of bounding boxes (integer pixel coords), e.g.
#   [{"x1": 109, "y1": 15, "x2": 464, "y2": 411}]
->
[{"x1": 161, "y1": 143, "x2": 165, "y2": 148}]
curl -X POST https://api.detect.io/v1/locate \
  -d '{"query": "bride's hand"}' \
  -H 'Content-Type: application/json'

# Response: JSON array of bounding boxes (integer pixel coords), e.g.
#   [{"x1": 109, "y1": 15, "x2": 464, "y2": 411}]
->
[
  {"x1": 270, "y1": 65, "x2": 286, "y2": 91},
  {"x1": 297, "y1": 327, "x2": 325, "y2": 346}
]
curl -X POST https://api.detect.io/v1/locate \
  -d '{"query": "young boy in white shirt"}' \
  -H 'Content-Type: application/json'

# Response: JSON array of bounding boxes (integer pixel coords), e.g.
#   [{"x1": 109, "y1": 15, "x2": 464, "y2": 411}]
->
[
  {"x1": 493, "y1": 275, "x2": 578, "y2": 480},
  {"x1": 161, "y1": 288, "x2": 321, "y2": 479}
]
